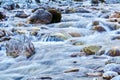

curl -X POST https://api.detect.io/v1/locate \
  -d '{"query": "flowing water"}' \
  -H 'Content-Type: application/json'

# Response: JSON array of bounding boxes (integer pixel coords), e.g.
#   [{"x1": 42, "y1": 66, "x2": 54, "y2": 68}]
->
[{"x1": 0, "y1": 0, "x2": 120, "y2": 80}]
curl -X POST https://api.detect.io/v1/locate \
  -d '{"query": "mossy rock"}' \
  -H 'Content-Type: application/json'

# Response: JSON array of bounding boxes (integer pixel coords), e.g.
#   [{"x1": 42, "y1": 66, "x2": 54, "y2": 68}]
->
[
  {"x1": 81, "y1": 45, "x2": 102, "y2": 55},
  {"x1": 48, "y1": 9, "x2": 61, "y2": 23}
]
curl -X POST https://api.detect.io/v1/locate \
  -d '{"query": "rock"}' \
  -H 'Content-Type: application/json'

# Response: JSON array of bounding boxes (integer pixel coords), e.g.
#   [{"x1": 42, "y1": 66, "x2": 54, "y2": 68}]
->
[
  {"x1": 0, "y1": 12, "x2": 6, "y2": 20},
  {"x1": 64, "y1": 68, "x2": 79, "y2": 73},
  {"x1": 92, "y1": 21, "x2": 99, "y2": 26},
  {"x1": 111, "y1": 75, "x2": 120, "y2": 80},
  {"x1": 111, "y1": 36, "x2": 120, "y2": 40},
  {"x1": 103, "y1": 71, "x2": 118, "y2": 80},
  {"x1": 27, "y1": 9, "x2": 52, "y2": 24},
  {"x1": 15, "y1": 11, "x2": 29, "y2": 18},
  {"x1": 106, "y1": 48, "x2": 120, "y2": 57},
  {"x1": 48, "y1": 9, "x2": 61, "y2": 23},
  {"x1": 41, "y1": 32, "x2": 71, "y2": 42},
  {"x1": 109, "y1": 12, "x2": 120, "y2": 18},
  {"x1": 104, "y1": 63, "x2": 120, "y2": 74},
  {"x1": 91, "y1": 0, "x2": 99, "y2": 6},
  {"x1": 0, "y1": 29, "x2": 5, "y2": 38},
  {"x1": 87, "y1": 72, "x2": 102, "y2": 77},
  {"x1": 92, "y1": 25, "x2": 106, "y2": 32},
  {"x1": 98, "y1": 48, "x2": 120, "y2": 57},
  {"x1": 68, "y1": 32, "x2": 81, "y2": 37},
  {"x1": 105, "y1": 57, "x2": 120, "y2": 64},
  {"x1": 6, "y1": 35, "x2": 35, "y2": 58},
  {"x1": 80, "y1": 45, "x2": 102, "y2": 55},
  {"x1": 70, "y1": 52, "x2": 86, "y2": 57},
  {"x1": 3, "y1": 2, "x2": 20, "y2": 10},
  {"x1": 0, "y1": 29, "x2": 11, "y2": 42}
]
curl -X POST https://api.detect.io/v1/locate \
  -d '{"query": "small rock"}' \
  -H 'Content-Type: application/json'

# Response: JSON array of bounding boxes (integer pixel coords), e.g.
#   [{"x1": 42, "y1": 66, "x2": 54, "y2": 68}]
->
[
  {"x1": 103, "y1": 71, "x2": 118, "y2": 80},
  {"x1": 0, "y1": 12, "x2": 6, "y2": 20},
  {"x1": 81, "y1": 45, "x2": 102, "y2": 55},
  {"x1": 68, "y1": 32, "x2": 81, "y2": 37},
  {"x1": 92, "y1": 26, "x2": 106, "y2": 32},
  {"x1": 64, "y1": 68, "x2": 79, "y2": 73},
  {"x1": 15, "y1": 11, "x2": 29, "y2": 18},
  {"x1": 87, "y1": 72, "x2": 102, "y2": 77}
]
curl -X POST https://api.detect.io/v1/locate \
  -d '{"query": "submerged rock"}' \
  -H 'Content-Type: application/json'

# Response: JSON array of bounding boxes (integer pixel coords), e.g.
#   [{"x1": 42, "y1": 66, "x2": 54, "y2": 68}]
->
[
  {"x1": 27, "y1": 9, "x2": 52, "y2": 24},
  {"x1": 6, "y1": 35, "x2": 35, "y2": 58},
  {"x1": 15, "y1": 11, "x2": 29, "y2": 18},
  {"x1": 3, "y1": 2, "x2": 19, "y2": 10},
  {"x1": 104, "y1": 63, "x2": 120, "y2": 74},
  {"x1": 64, "y1": 68, "x2": 79, "y2": 73},
  {"x1": 80, "y1": 45, "x2": 102, "y2": 55}
]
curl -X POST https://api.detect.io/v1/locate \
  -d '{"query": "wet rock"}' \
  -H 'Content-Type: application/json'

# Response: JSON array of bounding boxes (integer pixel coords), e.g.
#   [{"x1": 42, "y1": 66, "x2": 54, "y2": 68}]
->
[
  {"x1": 0, "y1": 12, "x2": 6, "y2": 20},
  {"x1": 3, "y1": 2, "x2": 20, "y2": 10},
  {"x1": 105, "y1": 57, "x2": 120, "y2": 64},
  {"x1": 106, "y1": 48, "x2": 120, "y2": 57},
  {"x1": 80, "y1": 45, "x2": 102, "y2": 55},
  {"x1": 92, "y1": 21, "x2": 99, "y2": 26},
  {"x1": 106, "y1": 0, "x2": 120, "y2": 4},
  {"x1": 64, "y1": 68, "x2": 79, "y2": 73},
  {"x1": 109, "y1": 12, "x2": 120, "y2": 18},
  {"x1": 48, "y1": 9, "x2": 61, "y2": 23},
  {"x1": 70, "y1": 52, "x2": 86, "y2": 57},
  {"x1": 92, "y1": 25, "x2": 106, "y2": 32},
  {"x1": 0, "y1": 29, "x2": 11, "y2": 42},
  {"x1": 104, "y1": 63, "x2": 120, "y2": 74},
  {"x1": 6, "y1": 35, "x2": 35, "y2": 58},
  {"x1": 87, "y1": 72, "x2": 102, "y2": 77},
  {"x1": 41, "y1": 32, "x2": 71, "y2": 42},
  {"x1": 68, "y1": 32, "x2": 81, "y2": 37},
  {"x1": 0, "y1": 29, "x2": 5, "y2": 38},
  {"x1": 15, "y1": 11, "x2": 29, "y2": 18},
  {"x1": 27, "y1": 9, "x2": 52, "y2": 24},
  {"x1": 91, "y1": 0, "x2": 99, "y2": 6},
  {"x1": 111, "y1": 75, "x2": 120, "y2": 80},
  {"x1": 103, "y1": 71, "x2": 118, "y2": 80}
]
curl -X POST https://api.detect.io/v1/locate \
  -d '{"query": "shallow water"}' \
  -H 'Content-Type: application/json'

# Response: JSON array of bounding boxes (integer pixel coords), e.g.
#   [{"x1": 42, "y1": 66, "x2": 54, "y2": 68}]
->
[{"x1": 0, "y1": 0, "x2": 120, "y2": 80}]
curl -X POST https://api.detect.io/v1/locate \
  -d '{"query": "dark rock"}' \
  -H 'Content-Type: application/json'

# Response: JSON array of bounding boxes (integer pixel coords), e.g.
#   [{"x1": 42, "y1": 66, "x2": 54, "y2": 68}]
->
[
  {"x1": 27, "y1": 9, "x2": 52, "y2": 24},
  {"x1": 111, "y1": 36, "x2": 120, "y2": 40},
  {"x1": 48, "y1": 9, "x2": 61, "y2": 23},
  {"x1": 91, "y1": 0, "x2": 99, "y2": 6},
  {"x1": 92, "y1": 26, "x2": 106, "y2": 32},
  {"x1": 15, "y1": 11, "x2": 29, "y2": 18},
  {"x1": 6, "y1": 35, "x2": 35, "y2": 58},
  {"x1": 0, "y1": 12, "x2": 6, "y2": 20}
]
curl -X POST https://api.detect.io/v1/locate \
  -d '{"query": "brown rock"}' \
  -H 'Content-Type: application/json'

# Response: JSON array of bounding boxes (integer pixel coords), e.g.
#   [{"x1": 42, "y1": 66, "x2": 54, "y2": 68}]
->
[{"x1": 27, "y1": 9, "x2": 52, "y2": 24}]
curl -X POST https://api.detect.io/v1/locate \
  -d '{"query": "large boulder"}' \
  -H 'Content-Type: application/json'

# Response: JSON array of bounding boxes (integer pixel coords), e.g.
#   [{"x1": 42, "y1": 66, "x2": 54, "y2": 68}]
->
[
  {"x1": 6, "y1": 35, "x2": 35, "y2": 58},
  {"x1": 27, "y1": 9, "x2": 52, "y2": 24}
]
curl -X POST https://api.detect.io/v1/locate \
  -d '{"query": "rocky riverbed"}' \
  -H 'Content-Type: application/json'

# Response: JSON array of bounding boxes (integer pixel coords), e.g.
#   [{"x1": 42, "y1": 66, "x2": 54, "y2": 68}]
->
[{"x1": 0, "y1": 0, "x2": 120, "y2": 80}]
